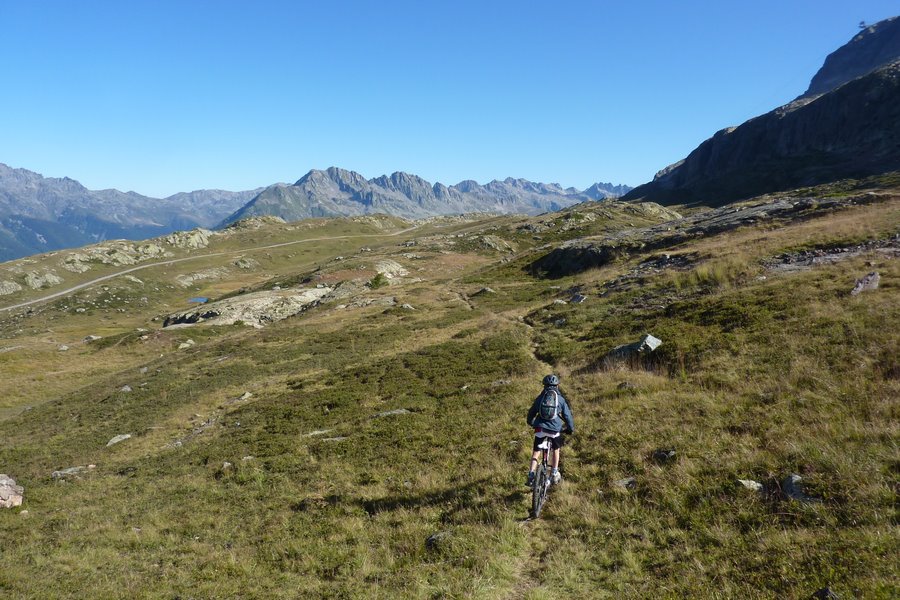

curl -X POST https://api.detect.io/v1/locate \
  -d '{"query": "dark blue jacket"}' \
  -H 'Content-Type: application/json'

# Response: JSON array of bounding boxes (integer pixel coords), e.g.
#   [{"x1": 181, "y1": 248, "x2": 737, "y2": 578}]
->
[{"x1": 527, "y1": 386, "x2": 574, "y2": 433}]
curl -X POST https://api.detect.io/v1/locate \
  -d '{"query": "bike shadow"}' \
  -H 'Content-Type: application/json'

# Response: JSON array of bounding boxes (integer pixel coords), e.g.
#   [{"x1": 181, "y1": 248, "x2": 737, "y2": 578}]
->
[{"x1": 341, "y1": 477, "x2": 531, "y2": 520}]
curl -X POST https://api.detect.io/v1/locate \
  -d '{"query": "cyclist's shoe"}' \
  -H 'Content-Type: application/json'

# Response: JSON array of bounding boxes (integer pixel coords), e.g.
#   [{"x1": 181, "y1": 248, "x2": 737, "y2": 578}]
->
[
  {"x1": 525, "y1": 472, "x2": 535, "y2": 487},
  {"x1": 551, "y1": 470, "x2": 562, "y2": 485}
]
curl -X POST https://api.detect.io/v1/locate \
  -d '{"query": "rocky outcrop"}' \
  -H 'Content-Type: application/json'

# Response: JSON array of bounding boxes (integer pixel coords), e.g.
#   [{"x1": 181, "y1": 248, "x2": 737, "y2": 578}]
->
[
  {"x1": 0, "y1": 280, "x2": 22, "y2": 295},
  {"x1": 175, "y1": 267, "x2": 230, "y2": 288},
  {"x1": 532, "y1": 192, "x2": 889, "y2": 277},
  {"x1": 164, "y1": 228, "x2": 212, "y2": 250},
  {"x1": 221, "y1": 167, "x2": 632, "y2": 225},
  {"x1": 372, "y1": 260, "x2": 408, "y2": 280},
  {"x1": 624, "y1": 18, "x2": 900, "y2": 207},
  {"x1": 61, "y1": 241, "x2": 170, "y2": 272},
  {"x1": 163, "y1": 286, "x2": 334, "y2": 328},
  {"x1": 24, "y1": 270, "x2": 63, "y2": 289}
]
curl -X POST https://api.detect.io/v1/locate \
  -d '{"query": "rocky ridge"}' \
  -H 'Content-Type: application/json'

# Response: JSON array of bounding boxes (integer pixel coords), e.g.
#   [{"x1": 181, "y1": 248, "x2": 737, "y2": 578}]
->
[
  {"x1": 624, "y1": 16, "x2": 900, "y2": 207},
  {"x1": 222, "y1": 167, "x2": 631, "y2": 225}
]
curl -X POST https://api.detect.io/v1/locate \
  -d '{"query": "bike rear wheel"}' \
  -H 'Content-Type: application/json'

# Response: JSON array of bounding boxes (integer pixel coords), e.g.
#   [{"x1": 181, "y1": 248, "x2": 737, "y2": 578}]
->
[{"x1": 531, "y1": 464, "x2": 549, "y2": 518}]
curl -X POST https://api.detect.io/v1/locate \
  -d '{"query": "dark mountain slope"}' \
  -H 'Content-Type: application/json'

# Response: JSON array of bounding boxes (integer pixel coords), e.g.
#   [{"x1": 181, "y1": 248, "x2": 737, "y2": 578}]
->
[{"x1": 624, "y1": 17, "x2": 900, "y2": 207}]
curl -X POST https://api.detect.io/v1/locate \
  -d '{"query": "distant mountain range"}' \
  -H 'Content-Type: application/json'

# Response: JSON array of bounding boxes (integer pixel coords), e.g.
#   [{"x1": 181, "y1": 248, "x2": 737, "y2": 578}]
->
[
  {"x1": 0, "y1": 163, "x2": 261, "y2": 261},
  {"x1": 624, "y1": 16, "x2": 900, "y2": 206},
  {"x1": 220, "y1": 167, "x2": 628, "y2": 226},
  {"x1": 0, "y1": 163, "x2": 630, "y2": 261}
]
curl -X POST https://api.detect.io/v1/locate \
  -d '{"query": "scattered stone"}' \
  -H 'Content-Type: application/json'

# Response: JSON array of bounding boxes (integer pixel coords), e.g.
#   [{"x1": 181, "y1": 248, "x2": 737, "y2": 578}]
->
[
  {"x1": 737, "y1": 479, "x2": 764, "y2": 492},
  {"x1": 571, "y1": 294, "x2": 588, "y2": 304},
  {"x1": 238, "y1": 391, "x2": 253, "y2": 401},
  {"x1": 124, "y1": 275, "x2": 144, "y2": 285},
  {"x1": 83, "y1": 335, "x2": 103, "y2": 343},
  {"x1": 303, "y1": 429, "x2": 334, "y2": 437},
  {"x1": 139, "y1": 367, "x2": 149, "y2": 374},
  {"x1": 617, "y1": 381, "x2": 635, "y2": 390},
  {"x1": 613, "y1": 477, "x2": 636, "y2": 490},
  {"x1": 232, "y1": 257, "x2": 260, "y2": 270},
  {"x1": 373, "y1": 408, "x2": 411, "y2": 418},
  {"x1": 241, "y1": 456, "x2": 254, "y2": 461},
  {"x1": 58, "y1": 345, "x2": 69, "y2": 352},
  {"x1": 603, "y1": 334, "x2": 663, "y2": 369},
  {"x1": 321, "y1": 437, "x2": 348, "y2": 442},
  {"x1": 106, "y1": 434, "x2": 132, "y2": 447},
  {"x1": 400, "y1": 303, "x2": 416, "y2": 310},
  {"x1": 222, "y1": 461, "x2": 233, "y2": 470},
  {"x1": 651, "y1": 449, "x2": 676, "y2": 464},
  {"x1": 51, "y1": 466, "x2": 90, "y2": 480},
  {"x1": 120, "y1": 385, "x2": 133, "y2": 393},
  {"x1": 850, "y1": 271, "x2": 880, "y2": 296},
  {"x1": 552, "y1": 299, "x2": 567, "y2": 305},
  {"x1": 373, "y1": 259, "x2": 409, "y2": 279},
  {"x1": 425, "y1": 530, "x2": 452, "y2": 551},
  {"x1": 554, "y1": 318, "x2": 567, "y2": 327},
  {"x1": 178, "y1": 339, "x2": 196, "y2": 350},
  {"x1": 810, "y1": 586, "x2": 840, "y2": 599},
  {"x1": 473, "y1": 287, "x2": 496, "y2": 295},
  {"x1": 0, "y1": 474, "x2": 24, "y2": 508},
  {"x1": 75, "y1": 307, "x2": 86, "y2": 313},
  {"x1": 19, "y1": 510, "x2": 28, "y2": 517}
]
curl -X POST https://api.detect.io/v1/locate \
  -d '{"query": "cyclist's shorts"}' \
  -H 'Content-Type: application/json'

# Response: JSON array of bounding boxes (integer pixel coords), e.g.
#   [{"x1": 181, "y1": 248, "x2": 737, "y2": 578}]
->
[{"x1": 533, "y1": 434, "x2": 565, "y2": 452}]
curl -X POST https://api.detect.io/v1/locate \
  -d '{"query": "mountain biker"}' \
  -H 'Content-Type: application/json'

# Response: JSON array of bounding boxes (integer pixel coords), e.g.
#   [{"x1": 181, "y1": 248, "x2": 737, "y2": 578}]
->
[{"x1": 526, "y1": 374, "x2": 574, "y2": 487}]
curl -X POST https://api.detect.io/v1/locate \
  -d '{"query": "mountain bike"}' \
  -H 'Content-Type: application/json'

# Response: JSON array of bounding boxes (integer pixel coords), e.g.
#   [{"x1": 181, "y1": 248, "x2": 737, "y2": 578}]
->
[{"x1": 531, "y1": 437, "x2": 553, "y2": 518}]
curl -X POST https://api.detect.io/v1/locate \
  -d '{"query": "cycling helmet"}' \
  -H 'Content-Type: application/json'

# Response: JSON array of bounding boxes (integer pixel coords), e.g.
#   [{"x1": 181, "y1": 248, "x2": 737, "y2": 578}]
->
[{"x1": 542, "y1": 374, "x2": 560, "y2": 387}]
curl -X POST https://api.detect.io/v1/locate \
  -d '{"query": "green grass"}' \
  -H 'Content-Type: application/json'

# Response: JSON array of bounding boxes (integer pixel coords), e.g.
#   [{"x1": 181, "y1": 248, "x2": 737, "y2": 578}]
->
[{"x1": 1, "y1": 196, "x2": 898, "y2": 597}]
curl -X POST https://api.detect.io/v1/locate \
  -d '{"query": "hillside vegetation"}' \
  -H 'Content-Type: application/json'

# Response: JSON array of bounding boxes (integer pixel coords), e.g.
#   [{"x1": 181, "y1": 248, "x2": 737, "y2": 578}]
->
[{"x1": 0, "y1": 184, "x2": 897, "y2": 598}]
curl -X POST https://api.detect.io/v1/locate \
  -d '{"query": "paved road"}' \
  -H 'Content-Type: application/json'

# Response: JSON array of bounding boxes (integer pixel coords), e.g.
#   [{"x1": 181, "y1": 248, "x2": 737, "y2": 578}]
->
[{"x1": 0, "y1": 226, "x2": 419, "y2": 313}]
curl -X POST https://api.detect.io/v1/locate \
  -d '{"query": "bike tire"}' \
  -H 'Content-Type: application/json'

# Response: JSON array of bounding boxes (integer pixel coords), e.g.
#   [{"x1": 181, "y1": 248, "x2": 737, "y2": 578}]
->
[{"x1": 531, "y1": 465, "x2": 548, "y2": 518}]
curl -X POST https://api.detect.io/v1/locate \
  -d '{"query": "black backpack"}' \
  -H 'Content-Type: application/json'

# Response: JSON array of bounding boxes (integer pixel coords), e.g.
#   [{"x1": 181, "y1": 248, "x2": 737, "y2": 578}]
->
[{"x1": 538, "y1": 388, "x2": 559, "y2": 420}]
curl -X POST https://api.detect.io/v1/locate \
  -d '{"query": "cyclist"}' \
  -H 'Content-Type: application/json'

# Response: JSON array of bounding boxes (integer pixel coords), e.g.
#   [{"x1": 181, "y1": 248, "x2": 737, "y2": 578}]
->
[{"x1": 526, "y1": 374, "x2": 574, "y2": 487}]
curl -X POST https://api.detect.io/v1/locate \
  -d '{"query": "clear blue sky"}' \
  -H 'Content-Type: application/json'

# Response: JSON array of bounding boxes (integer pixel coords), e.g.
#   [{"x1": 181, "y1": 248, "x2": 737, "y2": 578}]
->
[{"x1": 1, "y1": 1, "x2": 897, "y2": 197}]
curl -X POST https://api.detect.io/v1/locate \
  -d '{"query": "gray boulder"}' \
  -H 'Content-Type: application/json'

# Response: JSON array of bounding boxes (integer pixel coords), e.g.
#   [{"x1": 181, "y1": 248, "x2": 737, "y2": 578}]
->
[
  {"x1": 0, "y1": 474, "x2": 24, "y2": 508},
  {"x1": 106, "y1": 433, "x2": 132, "y2": 447},
  {"x1": 603, "y1": 334, "x2": 662, "y2": 369},
  {"x1": 850, "y1": 271, "x2": 880, "y2": 295}
]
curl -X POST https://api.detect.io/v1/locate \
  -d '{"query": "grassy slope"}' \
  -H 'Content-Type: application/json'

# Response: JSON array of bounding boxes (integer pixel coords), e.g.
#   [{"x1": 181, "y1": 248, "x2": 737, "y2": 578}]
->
[{"x1": 0, "y1": 194, "x2": 898, "y2": 598}]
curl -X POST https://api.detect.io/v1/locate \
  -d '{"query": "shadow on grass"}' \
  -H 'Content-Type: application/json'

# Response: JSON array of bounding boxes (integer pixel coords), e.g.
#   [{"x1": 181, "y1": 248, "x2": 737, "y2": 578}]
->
[{"x1": 293, "y1": 477, "x2": 530, "y2": 520}]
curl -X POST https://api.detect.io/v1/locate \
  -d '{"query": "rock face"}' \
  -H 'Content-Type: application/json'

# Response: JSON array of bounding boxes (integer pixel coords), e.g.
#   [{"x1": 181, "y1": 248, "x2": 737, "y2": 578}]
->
[
  {"x1": 221, "y1": 167, "x2": 632, "y2": 225},
  {"x1": 0, "y1": 474, "x2": 24, "y2": 508},
  {"x1": 624, "y1": 18, "x2": 900, "y2": 207},
  {"x1": 803, "y1": 17, "x2": 900, "y2": 98},
  {"x1": 163, "y1": 286, "x2": 334, "y2": 328}
]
